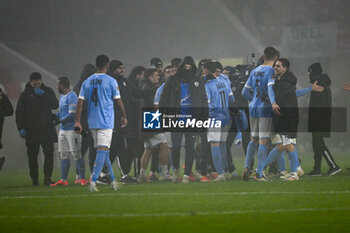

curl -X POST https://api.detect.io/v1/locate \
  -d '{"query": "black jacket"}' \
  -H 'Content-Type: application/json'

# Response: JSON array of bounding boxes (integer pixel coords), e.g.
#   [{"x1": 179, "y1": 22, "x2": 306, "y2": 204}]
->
[
  {"x1": 107, "y1": 72, "x2": 155, "y2": 137},
  {"x1": 0, "y1": 94, "x2": 14, "y2": 149},
  {"x1": 273, "y1": 71, "x2": 298, "y2": 138},
  {"x1": 16, "y1": 82, "x2": 58, "y2": 145},
  {"x1": 159, "y1": 66, "x2": 208, "y2": 121},
  {"x1": 308, "y1": 73, "x2": 332, "y2": 137}
]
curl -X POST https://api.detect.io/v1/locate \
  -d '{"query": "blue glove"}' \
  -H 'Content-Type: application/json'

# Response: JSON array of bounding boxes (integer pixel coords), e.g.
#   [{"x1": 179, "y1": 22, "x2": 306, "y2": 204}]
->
[
  {"x1": 234, "y1": 132, "x2": 242, "y2": 146},
  {"x1": 34, "y1": 88, "x2": 45, "y2": 96},
  {"x1": 19, "y1": 129, "x2": 27, "y2": 139}
]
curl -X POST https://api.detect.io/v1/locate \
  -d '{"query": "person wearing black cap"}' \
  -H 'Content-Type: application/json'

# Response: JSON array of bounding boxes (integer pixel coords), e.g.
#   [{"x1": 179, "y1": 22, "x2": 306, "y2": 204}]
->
[
  {"x1": 0, "y1": 88, "x2": 14, "y2": 170},
  {"x1": 159, "y1": 56, "x2": 208, "y2": 183},
  {"x1": 16, "y1": 72, "x2": 59, "y2": 186},
  {"x1": 150, "y1": 57, "x2": 164, "y2": 79},
  {"x1": 307, "y1": 63, "x2": 341, "y2": 176}
]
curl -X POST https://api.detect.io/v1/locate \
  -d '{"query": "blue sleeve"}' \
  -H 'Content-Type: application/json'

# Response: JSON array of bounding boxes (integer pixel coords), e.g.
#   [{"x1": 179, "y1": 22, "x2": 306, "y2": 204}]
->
[
  {"x1": 205, "y1": 84, "x2": 211, "y2": 106},
  {"x1": 268, "y1": 82, "x2": 276, "y2": 104},
  {"x1": 59, "y1": 93, "x2": 77, "y2": 124},
  {"x1": 78, "y1": 82, "x2": 86, "y2": 100},
  {"x1": 153, "y1": 85, "x2": 163, "y2": 105},
  {"x1": 228, "y1": 87, "x2": 235, "y2": 107},
  {"x1": 242, "y1": 76, "x2": 253, "y2": 101},
  {"x1": 296, "y1": 87, "x2": 312, "y2": 97}
]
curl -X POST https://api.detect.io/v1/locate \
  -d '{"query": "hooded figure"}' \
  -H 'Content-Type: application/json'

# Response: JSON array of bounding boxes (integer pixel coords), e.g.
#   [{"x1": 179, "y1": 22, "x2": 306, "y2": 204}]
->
[
  {"x1": 307, "y1": 63, "x2": 340, "y2": 176},
  {"x1": 308, "y1": 63, "x2": 332, "y2": 137},
  {"x1": 159, "y1": 56, "x2": 206, "y2": 120}
]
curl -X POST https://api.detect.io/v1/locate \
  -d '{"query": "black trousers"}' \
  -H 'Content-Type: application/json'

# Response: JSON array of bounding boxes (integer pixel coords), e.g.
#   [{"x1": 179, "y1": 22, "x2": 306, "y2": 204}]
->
[
  {"x1": 80, "y1": 130, "x2": 96, "y2": 173},
  {"x1": 312, "y1": 133, "x2": 338, "y2": 171},
  {"x1": 226, "y1": 120, "x2": 251, "y2": 172},
  {"x1": 171, "y1": 132, "x2": 195, "y2": 176},
  {"x1": 150, "y1": 147, "x2": 159, "y2": 173},
  {"x1": 107, "y1": 131, "x2": 126, "y2": 176},
  {"x1": 125, "y1": 137, "x2": 144, "y2": 176},
  {"x1": 26, "y1": 141, "x2": 54, "y2": 182}
]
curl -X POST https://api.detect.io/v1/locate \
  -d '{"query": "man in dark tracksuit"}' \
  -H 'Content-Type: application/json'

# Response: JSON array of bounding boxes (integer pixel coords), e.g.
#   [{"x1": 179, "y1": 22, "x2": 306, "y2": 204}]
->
[
  {"x1": 159, "y1": 57, "x2": 208, "y2": 183},
  {"x1": 16, "y1": 72, "x2": 59, "y2": 186},
  {"x1": 307, "y1": 63, "x2": 341, "y2": 176},
  {"x1": 0, "y1": 89, "x2": 14, "y2": 170}
]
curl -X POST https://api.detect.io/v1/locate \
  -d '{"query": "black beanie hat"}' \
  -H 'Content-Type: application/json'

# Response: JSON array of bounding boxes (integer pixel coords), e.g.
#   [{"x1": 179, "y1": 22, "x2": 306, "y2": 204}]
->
[
  {"x1": 109, "y1": 60, "x2": 123, "y2": 72},
  {"x1": 308, "y1": 63, "x2": 322, "y2": 76},
  {"x1": 150, "y1": 57, "x2": 163, "y2": 68}
]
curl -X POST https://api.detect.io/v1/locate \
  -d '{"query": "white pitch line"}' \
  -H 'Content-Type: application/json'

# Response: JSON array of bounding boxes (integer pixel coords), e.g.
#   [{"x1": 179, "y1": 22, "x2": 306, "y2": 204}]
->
[
  {"x1": 0, "y1": 207, "x2": 349, "y2": 219},
  {"x1": 1, "y1": 190, "x2": 350, "y2": 199}
]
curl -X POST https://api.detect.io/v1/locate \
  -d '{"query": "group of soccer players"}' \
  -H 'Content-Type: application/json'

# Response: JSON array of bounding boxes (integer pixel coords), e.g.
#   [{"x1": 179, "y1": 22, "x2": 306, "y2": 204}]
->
[{"x1": 15, "y1": 45, "x2": 341, "y2": 191}]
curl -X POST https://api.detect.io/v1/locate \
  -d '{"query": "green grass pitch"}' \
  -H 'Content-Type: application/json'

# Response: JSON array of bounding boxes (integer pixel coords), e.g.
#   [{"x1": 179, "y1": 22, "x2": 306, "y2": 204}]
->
[{"x1": 1, "y1": 153, "x2": 350, "y2": 233}]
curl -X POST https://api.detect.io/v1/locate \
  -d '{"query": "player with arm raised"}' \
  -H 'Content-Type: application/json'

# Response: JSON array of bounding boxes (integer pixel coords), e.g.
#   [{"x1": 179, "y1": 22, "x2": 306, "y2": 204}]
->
[{"x1": 74, "y1": 54, "x2": 127, "y2": 192}]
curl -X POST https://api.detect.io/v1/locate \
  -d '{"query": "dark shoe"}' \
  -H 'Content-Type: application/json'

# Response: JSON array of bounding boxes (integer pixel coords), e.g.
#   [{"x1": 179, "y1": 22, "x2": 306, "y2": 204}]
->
[
  {"x1": 97, "y1": 175, "x2": 111, "y2": 185},
  {"x1": 307, "y1": 170, "x2": 322, "y2": 176},
  {"x1": 44, "y1": 178, "x2": 54, "y2": 186},
  {"x1": 242, "y1": 167, "x2": 250, "y2": 182},
  {"x1": 119, "y1": 175, "x2": 138, "y2": 184},
  {"x1": 148, "y1": 173, "x2": 159, "y2": 182},
  {"x1": 0, "y1": 157, "x2": 5, "y2": 170},
  {"x1": 32, "y1": 180, "x2": 39, "y2": 186},
  {"x1": 327, "y1": 167, "x2": 341, "y2": 176}
]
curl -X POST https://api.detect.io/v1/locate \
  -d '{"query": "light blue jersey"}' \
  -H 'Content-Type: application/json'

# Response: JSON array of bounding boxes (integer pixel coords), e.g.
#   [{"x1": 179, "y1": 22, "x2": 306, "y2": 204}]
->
[
  {"x1": 57, "y1": 91, "x2": 78, "y2": 131},
  {"x1": 79, "y1": 73, "x2": 120, "y2": 129},
  {"x1": 205, "y1": 77, "x2": 235, "y2": 126},
  {"x1": 242, "y1": 65, "x2": 274, "y2": 118},
  {"x1": 218, "y1": 74, "x2": 231, "y2": 88},
  {"x1": 153, "y1": 83, "x2": 165, "y2": 105}
]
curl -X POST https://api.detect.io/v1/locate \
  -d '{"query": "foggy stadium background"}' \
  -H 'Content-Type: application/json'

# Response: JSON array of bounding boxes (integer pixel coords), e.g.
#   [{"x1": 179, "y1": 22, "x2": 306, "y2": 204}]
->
[{"x1": 0, "y1": 0, "x2": 349, "y2": 170}]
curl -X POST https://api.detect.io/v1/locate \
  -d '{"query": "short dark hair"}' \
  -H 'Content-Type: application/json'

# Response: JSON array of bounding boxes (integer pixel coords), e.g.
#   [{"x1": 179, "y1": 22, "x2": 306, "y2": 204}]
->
[
  {"x1": 144, "y1": 68, "x2": 157, "y2": 79},
  {"x1": 30, "y1": 72, "x2": 42, "y2": 81},
  {"x1": 203, "y1": 61, "x2": 216, "y2": 74},
  {"x1": 164, "y1": 65, "x2": 175, "y2": 72},
  {"x1": 171, "y1": 58, "x2": 182, "y2": 67},
  {"x1": 277, "y1": 58, "x2": 290, "y2": 70},
  {"x1": 96, "y1": 54, "x2": 110, "y2": 70},
  {"x1": 264, "y1": 47, "x2": 278, "y2": 61},
  {"x1": 58, "y1": 76, "x2": 70, "y2": 88}
]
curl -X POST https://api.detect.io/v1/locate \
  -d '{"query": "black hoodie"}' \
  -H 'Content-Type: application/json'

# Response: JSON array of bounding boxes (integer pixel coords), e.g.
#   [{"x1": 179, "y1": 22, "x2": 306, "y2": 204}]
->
[
  {"x1": 0, "y1": 93, "x2": 14, "y2": 149},
  {"x1": 308, "y1": 73, "x2": 332, "y2": 137},
  {"x1": 273, "y1": 71, "x2": 298, "y2": 138},
  {"x1": 15, "y1": 82, "x2": 58, "y2": 145},
  {"x1": 159, "y1": 59, "x2": 208, "y2": 121}
]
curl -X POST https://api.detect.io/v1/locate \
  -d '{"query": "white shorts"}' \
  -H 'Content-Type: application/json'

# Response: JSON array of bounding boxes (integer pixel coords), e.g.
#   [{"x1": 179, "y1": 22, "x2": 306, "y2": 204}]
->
[
  {"x1": 144, "y1": 133, "x2": 167, "y2": 149},
  {"x1": 207, "y1": 125, "x2": 229, "y2": 143},
  {"x1": 58, "y1": 130, "x2": 81, "y2": 152},
  {"x1": 271, "y1": 134, "x2": 296, "y2": 146},
  {"x1": 90, "y1": 129, "x2": 113, "y2": 148},
  {"x1": 250, "y1": 117, "x2": 273, "y2": 139}
]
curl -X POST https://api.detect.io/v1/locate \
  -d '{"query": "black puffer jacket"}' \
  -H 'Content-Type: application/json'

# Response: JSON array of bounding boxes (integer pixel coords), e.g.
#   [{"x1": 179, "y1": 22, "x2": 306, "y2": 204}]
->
[
  {"x1": 0, "y1": 94, "x2": 14, "y2": 149},
  {"x1": 273, "y1": 71, "x2": 298, "y2": 138},
  {"x1": 16, "y1": 82, "x2": 58, "y2": 145},
  {"x1": 308, "y1": 73, "x2": 332, "y2": 137},
  {"x1": 159, "y1": 61, "x2": 208, "y2": 121}
]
